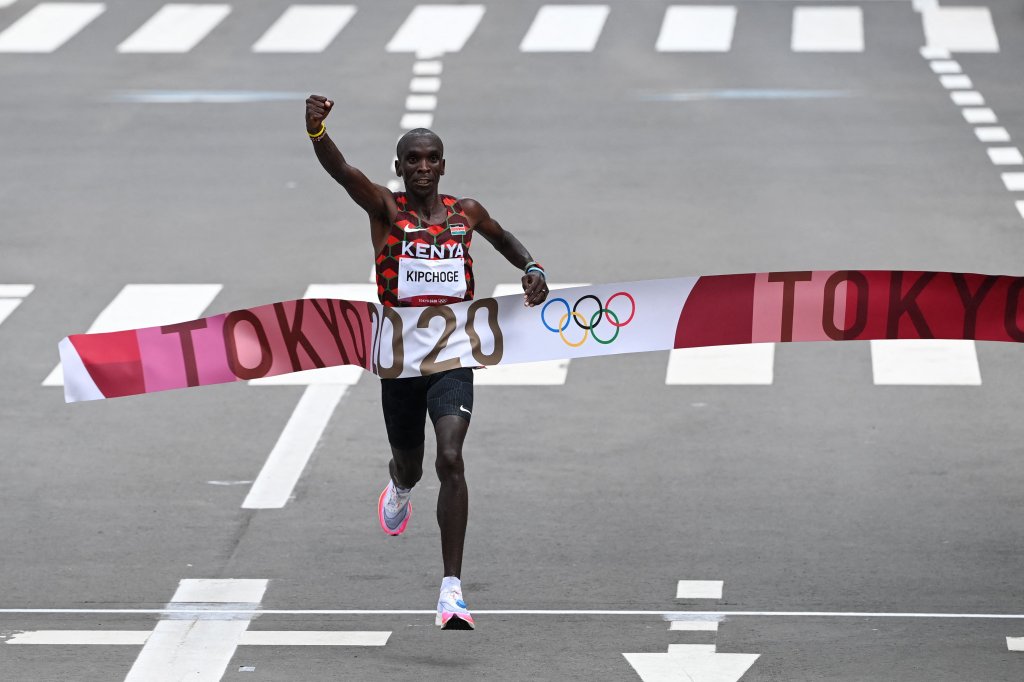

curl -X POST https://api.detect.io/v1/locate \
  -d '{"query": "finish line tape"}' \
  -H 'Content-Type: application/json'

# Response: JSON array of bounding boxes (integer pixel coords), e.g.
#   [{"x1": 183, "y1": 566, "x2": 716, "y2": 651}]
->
[{"x1": 58, "y1": 270, "x2": 1024, "y2": 402}]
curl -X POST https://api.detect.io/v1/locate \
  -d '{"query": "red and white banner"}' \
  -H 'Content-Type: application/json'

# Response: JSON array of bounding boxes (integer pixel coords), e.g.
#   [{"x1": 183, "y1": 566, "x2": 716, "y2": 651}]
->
[{"x1": 58, "y1": 270, "x2": 1024, "y2": 402}]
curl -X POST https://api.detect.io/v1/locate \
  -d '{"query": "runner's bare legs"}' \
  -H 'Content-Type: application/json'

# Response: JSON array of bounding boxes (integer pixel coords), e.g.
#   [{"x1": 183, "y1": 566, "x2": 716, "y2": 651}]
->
[{"x1": 434, "y1": 415, "x2": 469, "y2": 577}]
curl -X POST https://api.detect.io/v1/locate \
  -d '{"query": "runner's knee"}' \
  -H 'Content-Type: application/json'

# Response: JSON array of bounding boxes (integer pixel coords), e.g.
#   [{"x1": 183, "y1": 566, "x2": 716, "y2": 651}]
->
[{"x1": 435, "y1": 446, "x2": 464, "y2": 481}]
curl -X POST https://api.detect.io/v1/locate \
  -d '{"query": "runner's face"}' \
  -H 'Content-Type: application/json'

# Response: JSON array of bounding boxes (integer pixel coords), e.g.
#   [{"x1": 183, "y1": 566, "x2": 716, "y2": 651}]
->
[{"x1": 397, "y1": 139, "x2": 445, "y2": 195}]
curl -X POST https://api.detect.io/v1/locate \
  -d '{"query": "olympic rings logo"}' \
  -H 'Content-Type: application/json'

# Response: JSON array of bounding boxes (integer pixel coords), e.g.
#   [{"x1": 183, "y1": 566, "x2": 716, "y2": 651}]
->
[{"x1": 540, "y1": 292, "x2": 636, "y2": 347}]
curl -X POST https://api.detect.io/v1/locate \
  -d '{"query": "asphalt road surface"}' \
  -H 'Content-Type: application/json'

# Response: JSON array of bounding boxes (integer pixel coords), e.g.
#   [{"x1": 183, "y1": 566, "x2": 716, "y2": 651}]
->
[{"x1": 2, "y1": 0, "x2": 1024, "y2": 680}]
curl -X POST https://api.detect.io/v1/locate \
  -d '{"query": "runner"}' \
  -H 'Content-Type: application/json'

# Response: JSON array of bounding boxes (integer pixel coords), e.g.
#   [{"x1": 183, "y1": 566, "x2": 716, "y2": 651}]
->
[{"x1": 305, "y1": 94, "x2": 549, "y2": 630}]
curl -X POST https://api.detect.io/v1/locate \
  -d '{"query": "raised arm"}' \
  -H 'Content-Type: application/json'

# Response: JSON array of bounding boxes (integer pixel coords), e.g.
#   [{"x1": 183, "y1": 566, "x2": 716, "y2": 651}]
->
[
  {"x1": 306, "y1": 95, "x2": 392, "y2": 220},
  {"x1": 462, "y1": 198, "x2": 549, "y2": 307}
]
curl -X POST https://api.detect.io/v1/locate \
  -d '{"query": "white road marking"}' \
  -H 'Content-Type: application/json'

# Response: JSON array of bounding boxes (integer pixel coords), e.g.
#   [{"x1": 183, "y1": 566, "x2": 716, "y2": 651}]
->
[
  {"x1": 242, "y1": 385, "x2": 347, "y2": 509},
  {"x1": 870, "y1": 340, "x2": 980, "y2": 385},
  {"x1": 474, "y1": 283, "x2": 588, "y2": 386},
  {"x1": 520, "y1": 4, "x2": 610, "y2": 53},
  {"x1": 975, "y1": 126, "x2": 1010, "y2": 143},
  {"x1": 0, "y1": 284, "x2": 32, "y2": 327},
  {"x1": 625, "y1": 650, "x2": 758, "y2": 682},
  {"x1": 252, "y1": 5, "x2": 355, "y2": 53},
  {"x1": 406, "y1": 94, "x2": 437, "y2": 111},
  {"x1": 676, "y1": 580, "x2": 724, "y2": 600},
  {"x1": 409, "y1": 76, "x2": 441, "y2": 93},
  {"x1": 921, "y1": 7, "x2": 999, "y2": 53},
  {"x1": 401, "y1": 113, "x2": 433, "y2": 129},
  {"x1": 1002, "y1": 173, "x2": 1024, "y2": 191},
  {"x1": 125, "y1": 579, "x2": 266, "y2": 682},
  {"x1": 987, "y1": 147, "x2": 1023, "y2": 166},
  {"x1": 1008, "y1": 637, "x2": 1024, "y2": 651},
  {"x1": 5, "y1": 608, "x2": 1024, "y2": 619},
  {"x1": 791, "y1": 7, "x2": 864, "y2": 53},
  {"x1": 413, "y1": 60, "x2": 442, "y2": 76},
  {"x1": 670, "y1": 620, "x2": 720, "y2": 631},
  {"x1": 962, "y1": 107, "x2": 996, "y2": 124},
  {"x1": 949, "y1": 91, "x2": 983, "y2": 106},
  {"x1": 918, "y1": 45, "x2": 949, "y2": 59},
  {"x1": 0, "y1": 3, "x2": 105, "y2": 53},
  {"x1": 939, "y1": 74, "x2": 972, "y2": 89},
  {"x1": 929, "y1": 59, "x2": 961, "y2": 74},
  {"x1": 8, "y1": 630, "x2": 389, "y2": 646},
  {"x1": 668, "y1": 643, "x2": 717, "y2": 654},
  {"x1": 386, "y1": 5, "x2": 485, "y2": 54},
  {"x1": 43, "y1": 284, "x2": 222, "y2": 386},
  {"x1": 0, "y1": 0, "x2": 19, "y2": 7},
  {"x1": 666, "y1": 344, "x2": 774, "y2": 385},
  {"x1": 1017, "y1": 201, "x2": 1024, "y2": 221},
  {"x1": 118, "y1": 4, "x2": 231, "y2": 53},
  {"x1": 656, "y1": 6, "x2": 737, "y2": 52}
]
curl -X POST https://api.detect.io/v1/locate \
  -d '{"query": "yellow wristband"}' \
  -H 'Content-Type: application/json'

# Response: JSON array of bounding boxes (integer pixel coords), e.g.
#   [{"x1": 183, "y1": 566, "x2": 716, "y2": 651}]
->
[{"x1": 308, "y1": 123, "x2": 326, "y2": 139}]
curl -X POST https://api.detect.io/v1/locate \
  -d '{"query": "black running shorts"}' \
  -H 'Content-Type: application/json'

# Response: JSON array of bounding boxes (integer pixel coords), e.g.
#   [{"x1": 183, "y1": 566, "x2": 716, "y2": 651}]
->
[{"x1": 380, "y1": 367, "x2": 474, "y2": 449}]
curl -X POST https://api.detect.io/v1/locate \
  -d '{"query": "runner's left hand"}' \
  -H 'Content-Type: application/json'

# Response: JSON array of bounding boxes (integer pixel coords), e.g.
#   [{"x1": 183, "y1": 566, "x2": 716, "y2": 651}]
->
[{"x1": 522, "y1": 272, "x2": 548, "y2": 307}]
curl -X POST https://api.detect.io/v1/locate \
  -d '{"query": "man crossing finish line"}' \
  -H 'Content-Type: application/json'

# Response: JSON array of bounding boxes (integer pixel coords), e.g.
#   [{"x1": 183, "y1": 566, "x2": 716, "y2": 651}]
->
[{"x1": 306, "y1": 95, "x2": 549, "y2": 630}]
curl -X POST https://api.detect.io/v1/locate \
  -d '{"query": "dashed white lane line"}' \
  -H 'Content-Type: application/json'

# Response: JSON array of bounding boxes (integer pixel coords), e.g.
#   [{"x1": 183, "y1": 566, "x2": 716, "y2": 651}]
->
[
  {"x1": 656, "y1": 5, "x2": 737, "y2": 53},
  {"x1": 870, "y1": 340, "x2": 981, "y2": 385},
  {"x1": 409, "y1": 76, "x2": 441, "y2": 93},
  {"x1": 962, "y1": 107, "x2": 996, "y2": 124},
  {"x1": 676, "y1": 581, "x2": 724, "y2": 600},
  {"x1": 42, "y1": 284, "x2": 222, "y2": 387},
  {"x1": 386, "y1": 4, "x2": 485, "y2": 54},
  {"x1": 118, "y1": 4, "x2": 231, "y2": 54},
  {"x1": 929, "y1": 59, "x2": 961, "y2": 74},
  {"x1": 399, "y1": 112, "x2": 433, "y2": 130},
  {"x1": 975, "y1": 127, "x2": 1010, "y2": 143},
  {"x1": 252, "y1": 5, "x2": 356, "y2": 53},
  {"x1": 666, "y1": 344, "x2": 774, "y2": 385},
  {"x1": 987, "y1": 147, "x2": 1024, "y2": 166},
  {"x1": 474, "y1": 283, "x2": 588, "y2": 386},
  {"x1": 1017, "y1": 201, "x2": 1024, "y2": 220},
  {"x1": 1008, "y1": 637, "x2": 1024, "y2": 651},
  {"x1": 412, "y1": 60, "x2": 442, "y2": 76},
  {"x1": 791, "y1": 6, "x2": 864, "y2": 53},
  {"x1": 0, "y1": 284, "x2": 33, "y2": 327},
  {"x1": 1002, "y1": 173, "x2": 1024, "y2": 192},
  {"x1": 921, "y1": 6, "x2": 999, "y2": 53},
  {"x1": 949, "y1": 91, "x2": 983, "y2": 106},
  {"x1": 939, "y1": 74, "x2": 972, "y2": 89},
  {"x1": 520, "y1": 4, "x2": 610, "y2": 53},
  {"x1": 405, "y1": 94, "x2": 437, "y2": 111},
  {"x1": 125, "y1": 579, "x2": 266, "y2": 682},
  {"x1": 670, "y1": 619, "x2": 720, "y2": 632},
  {"x1": 0, "y1": 2, "x2": 105, "y2": 53}
]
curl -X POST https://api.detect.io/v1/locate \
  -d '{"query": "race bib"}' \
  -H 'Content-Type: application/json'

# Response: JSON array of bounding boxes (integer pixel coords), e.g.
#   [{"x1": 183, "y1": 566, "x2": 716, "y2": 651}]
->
[{"x1": 397, "y1": 257, "x2": 467, "y2": 306}]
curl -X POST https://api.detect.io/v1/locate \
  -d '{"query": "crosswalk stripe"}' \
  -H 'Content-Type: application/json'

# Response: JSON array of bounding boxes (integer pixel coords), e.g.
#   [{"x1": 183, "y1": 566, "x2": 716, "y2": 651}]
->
[
  {"x1": 117, "y1": 4, "x2": 231, "y2": 53},
  {"x1": 1002, "y1": 173, "x2": 1024, "y2": 191},
  {"x1": 975, "y1": 126, "x2": 1009, "y2": 143},
  {"x1": 0, "y1": 3, "x2": 105, "y2": 53},
  {"x1": 386, "y1": 4, "x2": 485, "y2": 54},
  {"x1": 0, "y1": 284, "x2": 33, "y2": 328},
  {"x1": 249, "y1": 284, "x2": 376, "y2": 386},
  {"x1": 665, "y1": 344, "x2": 774, "y2": 385},
  {"x1": 252, "y1": 5, "x2": 355, "y2": 53},
  {"x1": 987, "y1": 147, "x2": 1023, "y2": 166},
  {"x1": 791, "y1": 6, "x2": 864, "y2": 53},
  {"x1": 656, "y1": 5, "x2": 736, "y2": 53},
  {"x1": 520, "y1": 5, "x2": 610, "y2": 53},
  {"x1": 922, "y1": 7, "x2": 999, "y2": 53},
  {"x1": 43, "y1": 284, "x2": 222, "y2": 387},
  {"x1": 870, "y1": 340, "x2": 981, "y2": 385},
  {"x1": 474, "y1": 283, "x2": 587, "y2": 386}
]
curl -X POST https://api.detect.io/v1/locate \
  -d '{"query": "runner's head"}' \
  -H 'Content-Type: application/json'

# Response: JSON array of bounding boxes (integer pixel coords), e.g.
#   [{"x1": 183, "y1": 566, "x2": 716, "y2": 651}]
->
[{"x1": 395, "y1": 128, "x2": 445, "y2": 197}]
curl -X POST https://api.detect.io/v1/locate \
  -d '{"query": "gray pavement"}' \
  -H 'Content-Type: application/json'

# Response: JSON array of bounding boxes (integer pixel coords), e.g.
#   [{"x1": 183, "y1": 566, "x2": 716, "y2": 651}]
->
[{"x1": 1, "y1": 0, "x2": 1024, "y2": 679}]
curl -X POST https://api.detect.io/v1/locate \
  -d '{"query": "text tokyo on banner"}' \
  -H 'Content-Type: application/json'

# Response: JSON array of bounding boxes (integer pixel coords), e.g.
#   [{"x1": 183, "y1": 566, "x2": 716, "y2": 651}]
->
[{"x1": 58, "y1": 270, "x2": 1024, "y2": 402}]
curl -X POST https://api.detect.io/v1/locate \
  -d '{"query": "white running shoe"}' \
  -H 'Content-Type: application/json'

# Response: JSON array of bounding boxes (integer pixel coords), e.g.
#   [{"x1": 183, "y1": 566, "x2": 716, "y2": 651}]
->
[
  {"x1": 377, "y1": 480, "x2": 411, "y2": 536},
  {"x1": 436, "y1": 586, "x2": 475, "y2": 630}
]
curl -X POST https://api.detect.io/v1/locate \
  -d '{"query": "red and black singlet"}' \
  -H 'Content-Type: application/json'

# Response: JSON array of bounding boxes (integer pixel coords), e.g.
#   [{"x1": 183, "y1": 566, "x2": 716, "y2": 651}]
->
[{"x1": 375, "y1": 193, "x2": 475, "y2": 308}]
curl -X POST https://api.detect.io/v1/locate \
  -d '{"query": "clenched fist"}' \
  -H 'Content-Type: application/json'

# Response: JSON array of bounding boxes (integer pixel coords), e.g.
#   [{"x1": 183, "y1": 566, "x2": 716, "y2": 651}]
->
[{"x1": 306, "y1": 95, "x2": 333, "y2": 134}]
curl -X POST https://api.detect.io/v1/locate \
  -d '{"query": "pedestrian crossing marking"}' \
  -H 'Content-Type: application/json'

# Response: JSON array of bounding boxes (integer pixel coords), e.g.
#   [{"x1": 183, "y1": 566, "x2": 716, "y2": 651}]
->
[
  {"x1": 252, "y1": 5, "x2": 355, "y2": 53},
  {"x1": 474, "y1": 283, "x2": 587, "y2": 386},
  {"x1": 665, "y1": 344, "x2": 775, "y2": 385},
  {"x1": 520, "y1": 4, "x2": 609, "y2": 53},
  {"x1": 0, "y1": 284, "x2": 33, "y2": 328},
  {"x1": 791, "y1": 7, "x2": 864, "y2": 53},
  {"x1": 656, "y1": 6, "x2": 737, "y2": 53},
  {"x1": 43, "y1": 284, "x2": 222, "y2": 387},
  {"x1": 117, "y1": 3, "x2": 231, "y2": 54},
  {"x1": 870, "y1": 340, "x2": 981, "y2": 385},
  {"x1": 386, "y1": 4, "x2": 485, "y2": 54},
  {"x1": 922, "y1": 7, "x2": 998, "y2": 53},
  {"x1": 0, "y1": 2, "x2": 104, "y2": 53}
]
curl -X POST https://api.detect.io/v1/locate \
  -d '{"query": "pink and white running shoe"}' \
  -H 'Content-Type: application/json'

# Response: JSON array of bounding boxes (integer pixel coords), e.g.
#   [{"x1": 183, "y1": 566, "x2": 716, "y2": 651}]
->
[
  {"x1": 377, "y1": 481, "x2": 411, "y2": 536},
  {"x1": 436, "y1": 587, "x2": 475, "y2": 630}
]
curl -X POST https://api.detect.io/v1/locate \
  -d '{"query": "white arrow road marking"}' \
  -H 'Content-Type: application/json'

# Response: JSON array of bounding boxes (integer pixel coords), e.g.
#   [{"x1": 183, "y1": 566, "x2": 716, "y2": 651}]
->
[{"x1": 623, "y1": 650, "x2": 759, "y2": 682}]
